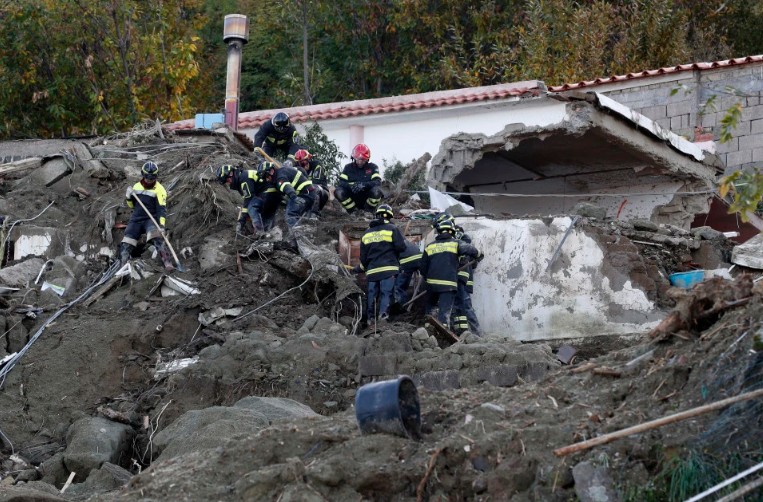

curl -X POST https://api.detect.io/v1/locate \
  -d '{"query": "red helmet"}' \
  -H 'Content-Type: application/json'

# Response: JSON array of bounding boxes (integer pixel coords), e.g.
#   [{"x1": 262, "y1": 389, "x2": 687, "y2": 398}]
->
[
  {"x1": 351, "y1": 143, "x2": 370, "y2": 161},
  {"x1": 294, "y1": 149, "x2": 313, "y2": 164}
]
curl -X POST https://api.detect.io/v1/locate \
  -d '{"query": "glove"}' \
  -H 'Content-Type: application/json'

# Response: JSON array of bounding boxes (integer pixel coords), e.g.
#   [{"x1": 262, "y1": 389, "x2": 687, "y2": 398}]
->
[
  {"x1": 476, "y1": 252, "x2": 484, "y2": 262},
  {"x1": 125, "y1": 187, "x2": 134, "y2": 200},
  {"x1": 351, "y1": 265, "x2": 362, "y2": 274}
]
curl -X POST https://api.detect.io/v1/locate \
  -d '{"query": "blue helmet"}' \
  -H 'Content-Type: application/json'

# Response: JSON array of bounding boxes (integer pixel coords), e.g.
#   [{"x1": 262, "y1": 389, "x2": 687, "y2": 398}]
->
[
  {"x1": 141, "y1": 161, "x2": 159, "y2": 180},
  {"x1": 216, "y1": 164, "x2": 234, "y2": 184}
]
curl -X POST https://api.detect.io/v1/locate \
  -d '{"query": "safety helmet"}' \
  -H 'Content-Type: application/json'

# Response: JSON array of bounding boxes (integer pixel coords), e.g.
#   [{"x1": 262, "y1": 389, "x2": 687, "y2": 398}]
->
[
  {"x1": 375, "y1": 203, "x2": 394, "y2": 220},
  {"x1": 257, "y1": 161, "x2": 275, "y2": 175},
  {"x1": 141, "y1": 161, "x2": 159, "y2": 180},
  {"x1": 281, "y1": 159, "x2": 294, "y2": 169},
  {"x1": 351, "y1": 143, "x2": 371, "y2": 161},
  {"x1": 271, "y1": 112, "x2": 290, "y2": 133},
  {"x1": 433, "y1": 212, "x2": 454, "y2": 229},
  {"x1": 216, "y1": 164, "x2": 234, "y2": 184},
  {"x1": 437, "y1": 220, "x2": 455, "y2": 234},
  {"x1": 294, "y1": 149, "x2": 312, "y2": 166}
]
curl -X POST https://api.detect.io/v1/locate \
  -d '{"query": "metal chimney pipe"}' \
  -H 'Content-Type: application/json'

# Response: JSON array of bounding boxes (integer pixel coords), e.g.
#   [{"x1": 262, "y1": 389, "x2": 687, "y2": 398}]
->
[{"x1": 223, "y1": 14, "x2": 249, "y2": 131}]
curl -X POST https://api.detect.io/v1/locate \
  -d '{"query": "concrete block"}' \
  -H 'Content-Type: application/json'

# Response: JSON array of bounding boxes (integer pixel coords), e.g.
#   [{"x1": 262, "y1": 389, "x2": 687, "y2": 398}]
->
[
  {"x1": 744, "y1": 105, "x2": 763, "y2": 121},
  {"x1": 358, "y1": 354, "x2": 397, "y2": 376},
  {"x1": 751, "y1": 119, "x2": 763, "y2": 134},
  {"x1": 413, "y1": 370, "x2": 461, "y2": 391},
  {"x1": 738, "y1": 134, "x2": 763, "y2": 151},
  {"x1": 670, "y1": 115, "x2": 682, "y2": 130},
  {"x1": 640, "y1": 105, "x2": 667, "y2": 120},
  {"x1": 0, "y1": 257, "x2": 45, "y2": 286},
  {"x1": 726, "y1": 149, "x2": 752, "y2": 167},
  {"x1": 667, "y1": 100, "x2": 693, "y2": 116},
  {"x1": 715, "y1": 136, "x2": 738, "y2": 154},
  {"x1": 26, "y1": 157, "x2": 71, "y2": 187},
  {"x1": 656, "y1": 118, "x2": 671, "y2": 130},
  {"x1": 10, "y1": 226, "x2": 65, "y2": 261},
  {"x1": 752, "y1": 147, "x2": 763, "y2": 163}
]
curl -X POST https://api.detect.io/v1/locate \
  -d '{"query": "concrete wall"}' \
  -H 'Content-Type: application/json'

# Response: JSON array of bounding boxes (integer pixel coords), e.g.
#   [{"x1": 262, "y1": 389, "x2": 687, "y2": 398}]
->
[
  {"x1": 460, "y1": 217, "x2": 663, "y2": 340},
  {"x1": 598, "y1": 63, "x2": 763, "y2": 173},
  {"x1": 242, "y1": 98, "x2": 567, "y2": 171}
]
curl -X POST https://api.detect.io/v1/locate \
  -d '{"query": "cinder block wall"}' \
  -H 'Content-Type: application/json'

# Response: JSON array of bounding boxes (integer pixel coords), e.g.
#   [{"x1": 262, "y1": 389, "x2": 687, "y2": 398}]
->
[{"x1": 598, "y1": 63, "x2": 763, "y2": 174}]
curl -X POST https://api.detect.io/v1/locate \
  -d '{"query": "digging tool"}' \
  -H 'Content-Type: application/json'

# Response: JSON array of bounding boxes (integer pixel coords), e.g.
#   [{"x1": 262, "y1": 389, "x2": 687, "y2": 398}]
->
[
  {"x1": 254, "y1": 147, "x2": 281, "y2": 168},
  {"x1": 545, "y1": 215, "x2": 580, "y2": 273},
  {"x1": 130, "y1": 195, "x2": 188, "y2": 272}
]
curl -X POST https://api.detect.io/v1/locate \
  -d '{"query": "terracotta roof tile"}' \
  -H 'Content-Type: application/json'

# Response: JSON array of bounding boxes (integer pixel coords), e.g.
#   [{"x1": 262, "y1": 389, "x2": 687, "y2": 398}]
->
[
  {"x1": 169, "y1": 81, "x2": 543, "y2": 131},
  {"x1": 548, "y1": 55, "x2": 763, "y2": 92}
]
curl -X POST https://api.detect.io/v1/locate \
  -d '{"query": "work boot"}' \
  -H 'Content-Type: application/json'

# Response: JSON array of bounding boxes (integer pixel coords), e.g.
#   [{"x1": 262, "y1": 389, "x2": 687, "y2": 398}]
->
[
  {"x1": 152, "y1": 239, "x2": 175, "y2": 273},
  {"x1": 118, "y1": 242, "x2": 134, "y2": 265}
]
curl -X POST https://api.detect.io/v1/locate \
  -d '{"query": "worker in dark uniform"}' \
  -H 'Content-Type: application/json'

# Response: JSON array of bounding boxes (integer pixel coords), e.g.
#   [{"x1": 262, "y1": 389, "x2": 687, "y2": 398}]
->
[
  {"x1": 295, "y1": 149, "x2": 329, "y2": 217},
  {"x1": 452, "y1": 224, "x2": 482, "y2": 335},
  {"x1": 353, "y1": 204, "x2": 406, "y2": 323},
  {"x1": 393, "y1": 238, "x2": 423, "y2": 307},
  {"x1": 118, "y1": 161, "x2": 175, "y2": 272},
  {"x1": 334, "y1": 143, "x2": 383, "y2": 213},
  {"x1": 421, "y1": 220, "x2": 480, "y2": 327},
  {"x1": 252, "y1": 112, "x2": 303, "y2": 160},
  {"x1": 216, "y1": 163, "x2": 281, "y2": 236},
  {"x1": 262, "y1": 160, "x2": 315, "y2": 228}
]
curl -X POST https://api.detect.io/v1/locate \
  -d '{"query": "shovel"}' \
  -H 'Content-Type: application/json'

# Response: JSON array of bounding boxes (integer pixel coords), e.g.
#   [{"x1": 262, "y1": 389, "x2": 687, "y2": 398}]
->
[
  {"x1": 254, "y1": 147, "x2": 282, "y2": 168},
  {"x1": 130, "y1": 194, "x2": 188, "y2": 272}
]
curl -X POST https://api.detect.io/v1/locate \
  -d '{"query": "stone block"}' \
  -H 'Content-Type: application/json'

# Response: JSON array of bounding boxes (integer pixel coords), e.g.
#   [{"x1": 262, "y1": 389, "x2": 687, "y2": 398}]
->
[
  {"x1": 739, "y1": 134, "x2": 763, "y2": 151},
  {"x1": 0, "y1": 257, "x2": 45, "y2": 286},
  {"x1": 573, "y1": 461, "x2": 619, "y2": 502},
  {"x1": 462, "y1": 364, "x2": 519, "y2": 387},
  {"x1": 640, "y1": 105, "x2": 667, "y2": 120},
  {"x1": 726, "y1": 148, "x2": 752, "y2": 167},
  {"x1": 667, "y1": 100, "x2": 693, "y2": 117},
  {"x1": 26, "y1": 157, "x2": 71, "y2": 187},
  {"x1": 64, "y1": 417, "x2": 133, "y2": 481},
  {"x1": 10, "y1": 227, "x2": 64, "y2": 261},
  {"x1": 744, "y1": 104, "x2": 763, "y2": 121},
  {"x1": 358, "y1": 354, "x2": 397, "y2": 376},
  {"x1": 751, "y1": 118, "x2": 763, "y2": 134},
  {"x1": 413, "y1": 370, "x2": 461, "y2": 391}
]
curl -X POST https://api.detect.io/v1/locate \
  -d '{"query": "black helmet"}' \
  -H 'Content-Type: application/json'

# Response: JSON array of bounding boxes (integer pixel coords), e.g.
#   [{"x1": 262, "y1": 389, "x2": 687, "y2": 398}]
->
[
  {"x1": 433, "y1": 212, "x2": 454, "y2": 229},
  {"x1": 271, "y1": 112, "x2": 290, "y2": 133},
  {"x1": 437, "y1": 220, "x2": 455, "y2": 235},
  {"x1": 257, "y1": 161, "x2": 275, "y2": 175},
  {"x1": 375, "y1": 203, "x2": 394, "y2": 220},
  {"x1": 216, "y1": 164, "x2": 234, "y2": 184},
  {"x1": 141, "y1": 161, "x2": 159, "y2": 180}
]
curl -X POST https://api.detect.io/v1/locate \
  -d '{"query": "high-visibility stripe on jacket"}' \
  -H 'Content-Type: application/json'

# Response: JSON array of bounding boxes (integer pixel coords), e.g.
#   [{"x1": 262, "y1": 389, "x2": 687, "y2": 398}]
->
[
  {"x1": 336, "y1": 161, "x2": 381, "y2": 190},
  {"x1": 399, "y1": 240, "x2": 423, "y2": 272},
  {"x1": 253, "y1": 121, "x2": 299, "y2": 149},
  {"x1": 359, "y1": 219, "x2": 406, "y2": 281},
  {"x1": 274, "y1": 165, "x2": 312, "y2": 198},
  {"x1": 126, "y1": 181, "x2": 167, "y2": 227},
  {"x1": 421, "y1": 234, "x2": 479, "y2": 292},
  {"x1": 232, "y1": 169, "x2": 278, "y2": 206}
]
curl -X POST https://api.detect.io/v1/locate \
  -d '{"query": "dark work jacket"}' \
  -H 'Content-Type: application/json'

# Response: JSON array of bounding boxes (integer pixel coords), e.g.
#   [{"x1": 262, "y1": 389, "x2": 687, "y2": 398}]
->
[
  {"x1": 359, "y1": 219, "x2": 406, "y2": 281},
  {"x1": 273, "y1": 165, "x2": 312, "y2": 198},
  {"x1": 126, "y1": 180, "x2": 168, "y2": 227},
  {"x1": 457, "y1": 231, "x2": 478, "y2": 292},
  {"x1": 421, "y1": 233, "x2": 479, "y2": 293},
  {"x1": 337, "y1": 161, "x2": 381, "y2": 190},
  {"x1": 399, "y1": 240, "x2": 423, "y2": 272},
  {"x1": 303, "y1": 159, "x2": 329, "y2": 187},
  {"x1": 231, "y1": 169, "x2": 277, "y2": 206},
  {"x1": 253, "y1": 121, "x2": 299, "y2": 151}
]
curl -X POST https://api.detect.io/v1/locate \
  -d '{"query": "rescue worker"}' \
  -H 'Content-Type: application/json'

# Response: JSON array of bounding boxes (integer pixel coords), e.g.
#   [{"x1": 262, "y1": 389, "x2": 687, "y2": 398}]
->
[
  {"x1": 334, "y1": 143, "x2": 383, "y2": 213},
  {"x1": 216, "y1": 162, "x2": 281, "y2": 236},
  {"x1": 252, "y1": 112, "x2": 303, "y2": 160},
  {"x1": 393, "y1": 238, "x2": 423, "y2": 307},
  {"x1": 354, "y1": 204, "x2": 406, "y2": 323},
  {"x1": 261, "y1": 160, "x2": 315, "y2": 227},
  {"x1": 452, "y1": 224, "x2": 482, "y2": 335},
  {"x1": 421, "y1": 219, "x2": 480, "y2": 328},
  {"x1": 295, "y1": 149, "x2": 329, "y2": 217},
  {"x1": 118, "y1": 161, "x2": 175, "y2": 272}
]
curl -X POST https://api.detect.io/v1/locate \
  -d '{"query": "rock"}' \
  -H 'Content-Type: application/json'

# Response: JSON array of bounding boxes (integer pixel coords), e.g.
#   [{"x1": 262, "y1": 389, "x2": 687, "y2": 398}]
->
[
  {"x1": 299, "y1": 315, "x2": 321, "y2": 332},
  {"x1": 632, "y1": 219, "x2": 659, "y2": 232},
  {"x1": 63, "y1": 417, "x2": 133, "y2": 481},
  {"x1": 692, "y1": 225, "x2": 726, "y2": 240},
  {"x1": 40, "y1": 452, "x2": 68, "y2": 487},
  {"x1": 63, "y1": 462, "x2": 133, "y2": 499},
  {"x1": 572, "y1": 461, "x2": 620, "y2": 502},
  {"x1": 572, "y1": 202, "x2": 607, "y2": 220},
  {"x1": 0, "y1": 482, "x2": 65, "y2": 501}
]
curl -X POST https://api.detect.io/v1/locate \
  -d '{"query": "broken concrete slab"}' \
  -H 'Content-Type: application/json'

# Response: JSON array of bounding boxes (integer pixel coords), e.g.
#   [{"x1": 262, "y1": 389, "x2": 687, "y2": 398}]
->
[
  {"x1": 22, "y1": 156, "x2": 71, "y2": 187},
  {"x1": 572, "y1": 461, "x2": 620, "y2": 502},
  {"x1": 10, "y1": 227, "x2": 65, "y2": 261},
  {"x1": 0, "y1": 257, "x2": 46, "y2": 287},
  {"x1": 731, "y1": 233, "x2": 763, "y2": 269}
]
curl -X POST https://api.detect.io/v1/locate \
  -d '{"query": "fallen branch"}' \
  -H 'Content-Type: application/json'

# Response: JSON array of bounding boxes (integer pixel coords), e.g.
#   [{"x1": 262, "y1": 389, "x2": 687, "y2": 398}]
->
[
  {"x1": 554, "y1": 388, "x2": 763, "y2": 457},
  {"x1": 592, "y1": 367, "x2": 621, "y2": 378},
  {"x1": 416, "y1": 448, "x2": 442, "y2": 502}
]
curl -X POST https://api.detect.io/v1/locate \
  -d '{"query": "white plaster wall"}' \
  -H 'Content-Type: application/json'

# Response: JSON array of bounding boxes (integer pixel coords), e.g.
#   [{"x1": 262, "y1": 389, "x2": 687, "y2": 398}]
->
[
  {"x1": 459, "y1": 217, "x2": 662, "y2": 340},
  {"x1": 245, "y1": 99, "x2": 568, "y2": 172}
]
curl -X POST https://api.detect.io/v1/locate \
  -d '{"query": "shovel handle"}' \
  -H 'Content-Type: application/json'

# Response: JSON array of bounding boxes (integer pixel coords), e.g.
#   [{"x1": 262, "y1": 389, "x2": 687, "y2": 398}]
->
[
  {"x1": 130, "y1": 194, "x2": 184, "y2": 270},
  {"x1": 254, "y1": 147, "x2": 282, "y2": 169}
]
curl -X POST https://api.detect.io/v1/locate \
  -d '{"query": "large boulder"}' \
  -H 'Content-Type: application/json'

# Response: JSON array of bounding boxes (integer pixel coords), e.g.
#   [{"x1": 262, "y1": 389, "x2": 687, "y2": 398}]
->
[{"x1": 63, "y1": 417, "x2": 133, "y2": 481}]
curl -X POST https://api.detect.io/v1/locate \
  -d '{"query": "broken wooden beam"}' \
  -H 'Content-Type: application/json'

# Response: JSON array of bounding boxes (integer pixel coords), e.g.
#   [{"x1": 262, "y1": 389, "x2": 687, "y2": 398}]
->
[{"x1": 554, "y1": 387, "x2": 763, "y2": 457}]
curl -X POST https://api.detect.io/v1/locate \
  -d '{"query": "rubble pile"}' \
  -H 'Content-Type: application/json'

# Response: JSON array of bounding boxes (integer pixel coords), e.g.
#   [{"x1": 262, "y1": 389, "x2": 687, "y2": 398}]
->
[{"x1": 0, "y1": 127, "x2": 760, "y2": 501}]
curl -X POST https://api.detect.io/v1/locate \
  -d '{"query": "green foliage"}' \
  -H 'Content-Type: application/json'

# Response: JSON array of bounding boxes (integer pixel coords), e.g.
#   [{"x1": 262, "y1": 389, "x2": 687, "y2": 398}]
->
[
  {"x1": 299, "y1": 122, "x2": 346, "y2": 184},
  {"x1": 719, "y1": 170, "x2": 763, "y2": 222}
]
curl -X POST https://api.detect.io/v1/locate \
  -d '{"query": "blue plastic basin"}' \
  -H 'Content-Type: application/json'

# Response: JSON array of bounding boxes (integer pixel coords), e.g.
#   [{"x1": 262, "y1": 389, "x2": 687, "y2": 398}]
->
[
  {"x1": 668, "y1": 270, "x2": 705, "y2": 288},
  {"x1": 355, "y1": 375, "x2": 421, "y2": 439}
]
